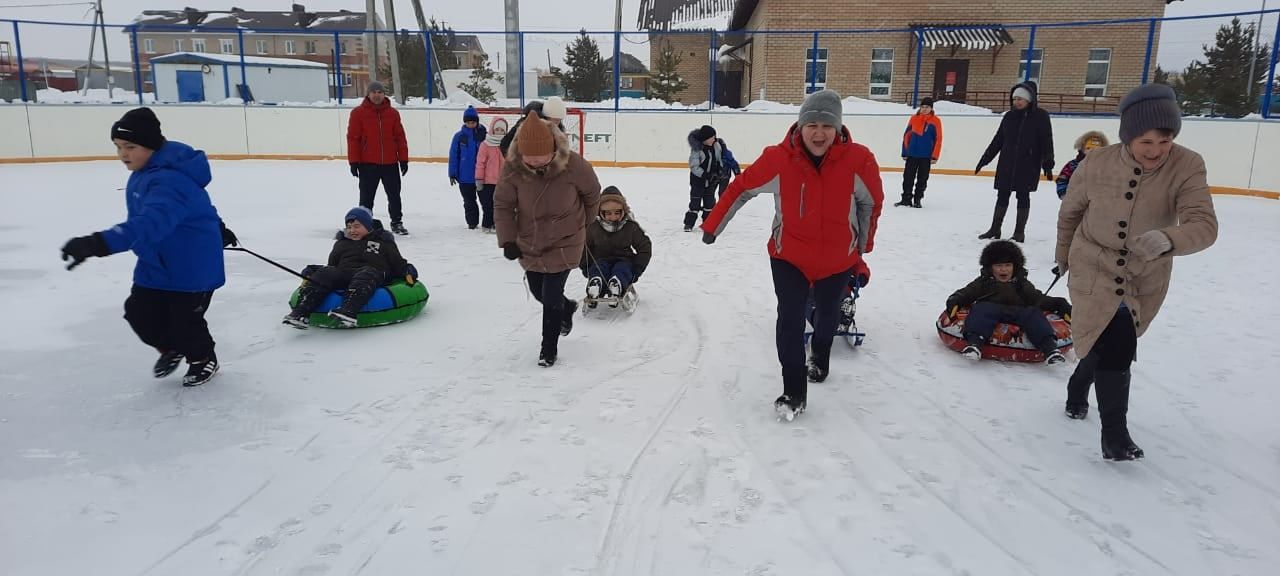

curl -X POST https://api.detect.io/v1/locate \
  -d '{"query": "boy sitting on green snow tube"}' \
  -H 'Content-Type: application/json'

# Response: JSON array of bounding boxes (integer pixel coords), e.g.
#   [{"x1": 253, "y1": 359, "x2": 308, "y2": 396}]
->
[{"x1": 283, "y1": 207, "x2": 423, "y2": 329}]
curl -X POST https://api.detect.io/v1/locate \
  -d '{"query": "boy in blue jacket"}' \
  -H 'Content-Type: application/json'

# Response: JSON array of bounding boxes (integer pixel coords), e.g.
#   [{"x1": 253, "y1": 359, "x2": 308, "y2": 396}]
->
[
  {"x1": 61, "y1": 107, "x2": 236, "y2": 387},
  {"x1": 448, "y1": 106, "x2": 487, "y2": 229}
]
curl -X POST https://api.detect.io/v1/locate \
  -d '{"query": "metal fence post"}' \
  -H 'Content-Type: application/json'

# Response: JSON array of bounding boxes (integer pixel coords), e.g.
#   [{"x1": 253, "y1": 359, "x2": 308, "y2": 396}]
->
[
  {"x1": 13, "y1": 21, "x2": 27, "y2": 102},
  {"x1": 1263, "y1": 15, "x2": 1280, "y2": 118},
  {"x1": 334, "y1": 32, "x2": 343, "y2": 104},
  {"x1": 129, "y1": 25, "x2": 144, "y2": 105},
  {"x1": 518, "y1": 31, "x2": 525, "y2": 106},
  {"x1": 237, "y1": 29, "x2": 248, "y2": 103},
  {"x1": 1142, "y1": 18, "x2": 1156, "y2": 84},
  {"x1": 614, "y1": 30, "x2": 621, "y2": 111},
  {"x1": 1023, "y1": 25, "x2": 1037, "y2": 83},
  {"x1": 709, "y1": 30, "x2": 718, "y2": 110},
  {"x1": 912, "y1": 28, "x2": 924, "y2": 107},
  {"x1": 424, "y1": 31, "x2": 433, "y2": 103},
  {"x1": 809, "y1": 31, "x2": 819, "y2": 94}
]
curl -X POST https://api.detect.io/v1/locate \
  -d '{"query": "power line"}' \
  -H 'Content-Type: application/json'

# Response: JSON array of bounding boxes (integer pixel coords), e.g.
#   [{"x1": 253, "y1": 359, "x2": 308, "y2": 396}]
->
[{"x1": 0, "y1": 1, "x2": 93, "y2": 8}]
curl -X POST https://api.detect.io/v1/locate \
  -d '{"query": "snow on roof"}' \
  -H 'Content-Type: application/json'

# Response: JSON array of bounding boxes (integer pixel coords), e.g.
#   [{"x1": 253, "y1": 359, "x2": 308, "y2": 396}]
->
[
  {"x1": 150, "y1": 52, "x2": 328, "y2": 69},
  {"x1": 668, "y1": 10, "x2": 732, "y2": 31}
]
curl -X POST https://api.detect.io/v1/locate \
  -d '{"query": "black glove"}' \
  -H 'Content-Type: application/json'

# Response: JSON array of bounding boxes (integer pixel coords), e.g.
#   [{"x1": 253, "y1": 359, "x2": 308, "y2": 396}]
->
[
  {"x1": 702, "y1": 232, "x2": 716, "y2": 245},
  {"x1": 350, "y1": 164, "x2": 360, "y2": 178},
  {"x1": 400, "y1": 161, "x2": 409, "y2": 176},
  {"x1": 449, "y1": 177, "x2": 458, "y2": 187},
  {"x1": 1051, "y1": 265, "x2": 1062, "y2": 277},
  {"x1": 220, "y1": 220, "x2": 238, "y2": 248},
  {"x1": 1044, "y1": 168, "x2": 1054, "y2": 181},
  {"x1": 61, "y1": 233, "x2": 109, "y2": 270},
  {"x1": 974, "y1": 165, "x2": 983, "y2": 175},
  {"x1": 502, "y1": 242, "x2": 522, "y2": 261},
  {"x1": 300, "y1": 264, "x2": 322, "y2": 280},
  {"x1": 853, "y1": 273, "x2": 869, "y2": 288},
  {"x1": 403, "y1": 263, "x2": 419, "y2": 285}
]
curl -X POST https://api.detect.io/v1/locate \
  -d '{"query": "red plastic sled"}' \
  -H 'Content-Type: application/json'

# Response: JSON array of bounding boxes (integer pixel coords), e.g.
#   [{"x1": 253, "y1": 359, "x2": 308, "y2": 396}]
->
[{"x1": 936, "y1": 307, "x2": 1073, "y2": 363}]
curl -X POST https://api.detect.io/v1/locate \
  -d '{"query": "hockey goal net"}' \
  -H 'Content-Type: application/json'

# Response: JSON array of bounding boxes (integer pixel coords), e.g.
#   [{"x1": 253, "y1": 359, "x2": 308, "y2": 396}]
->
[{"x1": 473, "y1": 106, "x2": 587, "y2": 156}]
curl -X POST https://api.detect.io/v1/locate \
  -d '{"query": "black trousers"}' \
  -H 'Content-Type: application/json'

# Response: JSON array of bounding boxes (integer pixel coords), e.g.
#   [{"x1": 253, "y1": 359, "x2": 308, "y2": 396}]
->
[
  {"x1": 684, "y1": 177, "x2": 717, "y2": 228},
  {"x1": 995, "y1": 188, "x2": 1031, "y2": 211},
  {"x1": 963, "y1": 302, "x2": 1058, "y2": 353},
  {"x1": 459, "y1": 183, "x2": 480, "y2": 229},
  {"x1": 124, "y1": 285, "x2": 216, "y2": 361},
  {"x1": 479, "y1": 184, "x2": 496, "y2": 228},
  {"x1": 293, "y1": 266, "x2": 388, "y2": 316},
  {"x1": 902, "y1": 157, "x2": 932, "y2": 201},
  {"x1": 526, "y1": 270, "x2": 572, "y2": 355},
  {"x1": 357, "y1": 163, "x2": 403, "y2": 224},
  {"x1": 1094, "y1": 307, "x2": 1138, "y2": 371},
  {"x1": 771, "y1": 259, "x2": 851, "y2": 402}
]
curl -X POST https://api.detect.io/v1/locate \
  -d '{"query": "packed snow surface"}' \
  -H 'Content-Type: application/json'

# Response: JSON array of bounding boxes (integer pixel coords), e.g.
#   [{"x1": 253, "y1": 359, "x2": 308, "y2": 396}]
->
[{"x1": 0, "y1": 160, "x2": 1276, "y2": 575}]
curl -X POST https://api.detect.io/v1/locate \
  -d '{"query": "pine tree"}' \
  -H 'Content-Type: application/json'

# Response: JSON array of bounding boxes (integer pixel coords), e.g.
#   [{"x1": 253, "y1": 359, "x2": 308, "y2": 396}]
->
[
  {"x1": 555, "y1": 31, "x2": 608, "y2": 102},
  {"x1": 648, "y1": 41, "x2": 688, "y2": 103},
  {"x1": 376, "y1": 31, "x2": 427, "y2": 99},
  {"x1": 1153, "y1": 66, "x2": 1170, "y2": 85},
  {"x1": 1176, "y1": 18, "x2": 1271, "y2": 117},
  {"x1": 458, "y1": 53, "x2": 504, "y2": 105},
  {"x1": 427, "y1": 18, "x2": 459, "y2": 71}
]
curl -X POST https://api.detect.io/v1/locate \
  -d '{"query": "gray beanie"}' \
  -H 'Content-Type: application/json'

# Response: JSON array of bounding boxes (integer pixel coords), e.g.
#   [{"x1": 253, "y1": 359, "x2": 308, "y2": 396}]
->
[
  {"x1": 367, "y1": 81, "x2": 386, "y2": 94},
  {"x1": 1119, "y1": 83, "x2": 1181, "y2": 143},
  {"x1": 798, "y1": 89, "x2": 843, "y2": 132}
]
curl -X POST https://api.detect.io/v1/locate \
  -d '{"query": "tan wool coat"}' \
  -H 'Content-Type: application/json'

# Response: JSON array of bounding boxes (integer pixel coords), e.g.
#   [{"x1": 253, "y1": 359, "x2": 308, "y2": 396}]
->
[
  {"x1": 1056, "y1": 143, "x2": 1218, "y2": 358},
  {"x1": 494, "y1": 124, "x2": 602, "y2": 274}
]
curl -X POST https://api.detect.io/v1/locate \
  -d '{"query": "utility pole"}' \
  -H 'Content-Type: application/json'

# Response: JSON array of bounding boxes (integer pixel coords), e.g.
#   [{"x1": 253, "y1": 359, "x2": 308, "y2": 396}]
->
[
  {"x1": 1247, "y1": 0, "x2": 1268, "y2": 100},
  {"x1": 408, "y1": 0, "x2": 447, "y2": 98},
  {"x1": 365, "y1": 0, "x2": 378, "y2": 84},
  {"x1": 504, "y1": 0, "x2": 521, "y2": 99},
  {"x1": 382, "y1": 0, "x2": 403, "y2": 102},
  {"x1": 98, "y1": 0, "x2": 113, "y2": 98},
  {"x1": 615, "y1": 0, "x2": 622, "y2": 32}
]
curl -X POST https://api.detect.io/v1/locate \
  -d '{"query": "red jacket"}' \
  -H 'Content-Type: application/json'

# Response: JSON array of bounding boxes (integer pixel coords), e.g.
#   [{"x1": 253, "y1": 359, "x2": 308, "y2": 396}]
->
[
  {"x1": 346, "y1": 96, "x2": 408, "y2": 165},
  {"x1": 702, "y1": 124, "x2": 885, "y2": 282}
]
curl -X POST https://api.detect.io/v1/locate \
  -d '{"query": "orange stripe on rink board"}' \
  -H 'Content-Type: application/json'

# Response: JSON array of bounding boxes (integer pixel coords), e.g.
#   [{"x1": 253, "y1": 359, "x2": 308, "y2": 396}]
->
[{"x1": 2, "y1": 155, "x2": 1276, "y2": 199}]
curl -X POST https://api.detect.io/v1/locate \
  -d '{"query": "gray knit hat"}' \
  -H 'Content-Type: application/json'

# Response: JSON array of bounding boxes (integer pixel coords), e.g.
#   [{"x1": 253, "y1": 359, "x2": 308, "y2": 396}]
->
[
  {"x1": 367, "y1": 81, "x2": 386, "y2": 94},
  {"x1": 798, "y1": 89, "x2": 843, "y2": 132},
  {"x1": 1119, "y1": 83, "x2": 1181, "y2": 143}
]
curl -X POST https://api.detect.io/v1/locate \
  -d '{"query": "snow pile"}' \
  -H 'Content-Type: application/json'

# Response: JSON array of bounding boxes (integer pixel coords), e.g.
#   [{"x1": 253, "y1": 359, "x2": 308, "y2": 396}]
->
[
  {"x1": 0, "y1": 161, "x2": 1275, "y2": 575},
  {"x1": 32, "y1": 87, "x2": 156, "y2": 104}
]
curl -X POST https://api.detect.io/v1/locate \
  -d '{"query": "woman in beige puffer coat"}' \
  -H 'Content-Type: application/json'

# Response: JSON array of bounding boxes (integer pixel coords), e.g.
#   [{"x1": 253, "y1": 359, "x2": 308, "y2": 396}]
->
[{"x1": 1055, "y1": 83, "x2": 1217, "y2": 461}]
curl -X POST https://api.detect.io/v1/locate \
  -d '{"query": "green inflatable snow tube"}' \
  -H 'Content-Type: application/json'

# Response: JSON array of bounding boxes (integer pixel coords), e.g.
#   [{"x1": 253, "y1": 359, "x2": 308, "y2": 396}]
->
[{"x1": 288, "y1": 279, "x2": 429, "y2": 328}]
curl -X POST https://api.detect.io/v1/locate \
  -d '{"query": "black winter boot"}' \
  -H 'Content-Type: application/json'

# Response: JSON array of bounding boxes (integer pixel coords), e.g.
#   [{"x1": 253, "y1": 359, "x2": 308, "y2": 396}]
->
[
  {"x1": 978, "y1": 203, "x2": 1009, "y2": 239},
  {"x1": 1011, "y1": 203, "x2": 1030, "y2": 243},
  {"x1": 1096, "y1": 369, "x2": 1144, "y2": 460},
  {"x1": 560, "y1": 299, "x2": 578, "y2": 336},
  {"x1": 1065, "y1": 353, "x2": 1100, "y2": 420}
]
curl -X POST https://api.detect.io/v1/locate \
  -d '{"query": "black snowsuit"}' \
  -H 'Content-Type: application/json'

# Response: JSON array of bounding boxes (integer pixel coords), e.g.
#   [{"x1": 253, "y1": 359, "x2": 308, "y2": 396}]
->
[
  {"x1": 977, "y1": 81, "x2": 1055, "y2": 240},
  {"x1": 291, "y1": 228, "x2": 410, "y2": 318},
  {"x1": 685, "y1": 131, "x2": 725, "y2": 229}
]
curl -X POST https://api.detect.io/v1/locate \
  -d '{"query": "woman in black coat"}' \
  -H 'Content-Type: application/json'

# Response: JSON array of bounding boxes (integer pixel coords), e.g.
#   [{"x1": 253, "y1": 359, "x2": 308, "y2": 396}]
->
[{"x1": 975, "y1": 81, "x2": 1055, "y2": 243}]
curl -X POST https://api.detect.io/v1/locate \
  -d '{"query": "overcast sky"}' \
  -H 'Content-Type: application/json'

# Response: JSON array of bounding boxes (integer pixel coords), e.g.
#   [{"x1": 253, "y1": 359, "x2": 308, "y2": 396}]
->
[{"x1": 0, "y1": 0, "x2": 1273, "y2": 73}]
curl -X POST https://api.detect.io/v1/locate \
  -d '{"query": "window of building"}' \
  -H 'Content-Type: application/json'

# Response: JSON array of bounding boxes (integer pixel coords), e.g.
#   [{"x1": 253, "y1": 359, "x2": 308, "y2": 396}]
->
[
  {"x1": 870, "y1": 48, "x2": 894, "y2": 99},
  {"x1": 285, "y1": 40, "x2": 296, "y2": 55},
  {"x1": 192, "y1": 39, "x2": 206, "y2": 53},
  {"x1": 256, "y1": 40, "x2": 268, "y2": 54},
  {"x1": 805, "y1": 48, "x2": 828, "y2": 94},
  {"x1": 1085, "y1": 48, "x2": 1111, "y2": 98},
  {"x1": 174, "y1": 39, "x2": 184, "y2": 52},
  {"x1": 621, "y1": 77, "x2": 634, "y2": 89},
  {"x1": 343, "y1": 73, "x2": 353, "y2": 87},
  {"x1": 143, "y1": 38, "x2": 155, "y2": 54},
  {"x1": 220, "y1": 39, "x2": 235, "y2": 54},
  {"x1": 1018, "y1": 48, "x2": 1044, "y2": 86},
  {"x1": 305, "y1": 40, "x2": 317, "y2": 55}
]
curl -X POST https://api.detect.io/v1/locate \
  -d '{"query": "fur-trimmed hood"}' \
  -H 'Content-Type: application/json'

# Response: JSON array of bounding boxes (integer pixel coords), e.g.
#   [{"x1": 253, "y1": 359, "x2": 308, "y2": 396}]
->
[
  {"x1": 979, "y1": 239, "x2": 1027, "y2": 276},
  {"x1": 1073, "y1": 130, "x2": 1110, "y2": 151},
  {"x1": 504, "y1": 119, "x2": 572, "y2": 179}
]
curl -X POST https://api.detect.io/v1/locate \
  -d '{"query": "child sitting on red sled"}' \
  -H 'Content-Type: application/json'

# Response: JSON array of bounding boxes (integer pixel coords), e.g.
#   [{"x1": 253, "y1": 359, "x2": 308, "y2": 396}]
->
[{"x1": 945, "y1": 240, "x2": 1070, "y2": 364}]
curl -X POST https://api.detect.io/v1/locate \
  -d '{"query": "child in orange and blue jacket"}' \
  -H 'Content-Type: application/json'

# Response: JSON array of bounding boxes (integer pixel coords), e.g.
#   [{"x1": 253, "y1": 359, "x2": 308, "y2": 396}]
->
[{"x1": 896, "y1": 97, "x2": 943, "y2": 208}]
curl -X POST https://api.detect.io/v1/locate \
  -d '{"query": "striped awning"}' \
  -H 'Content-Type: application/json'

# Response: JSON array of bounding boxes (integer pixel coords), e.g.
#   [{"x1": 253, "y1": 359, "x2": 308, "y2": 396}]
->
[{"x1": 916, "y1": 25, "x2": 1014, "y2": 51}]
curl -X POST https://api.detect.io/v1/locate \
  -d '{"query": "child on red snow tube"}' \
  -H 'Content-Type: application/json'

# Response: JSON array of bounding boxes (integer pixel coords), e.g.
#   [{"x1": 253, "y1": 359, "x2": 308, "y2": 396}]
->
[{"x1": 944, "y1": 240, "x2": 1071, "y2": 365}]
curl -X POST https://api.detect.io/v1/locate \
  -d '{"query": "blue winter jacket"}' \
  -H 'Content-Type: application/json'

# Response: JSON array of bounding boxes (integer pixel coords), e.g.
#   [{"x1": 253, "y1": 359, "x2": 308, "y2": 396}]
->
[
  {"x1": 99, "y1": 141, "x2": 226, "y2": 293},
  {"x1": 448, "y1": 125, "x2": 487, "y2": 185},
  {"x1": 722, "y1": 145, "x2": 741, "y2": 174}
]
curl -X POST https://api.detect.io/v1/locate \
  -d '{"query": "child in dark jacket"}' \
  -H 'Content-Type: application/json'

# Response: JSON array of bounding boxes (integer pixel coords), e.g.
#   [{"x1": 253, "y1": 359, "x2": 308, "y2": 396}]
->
[
  {"x1": 1055, "y1": 130, "x2": 1109, "y2": 199},
  {"x1": 715, "y1": 144, "x2": 742, "y2": 201},
  {"x1": 685, "y1": 124, "x2": 726, "y2": 231},
  {"x1": 283, "y1": 207, "x2": 416, "y2": 328},
  {"x1": 448, "y1": 106, "x2": 488, "y2": 229},
  {"x1": 945, "y1": 240, "x2": 1070, "y2": 365},
  {"x1": 60, "y1": 107, "x2": 236, "y2": 387},
  {"x1": 582, "y1": 186, "x2": 652, "y2": 305},
  {"x1": 897, "y1": 97, "x2": 943, "y2": 208}
]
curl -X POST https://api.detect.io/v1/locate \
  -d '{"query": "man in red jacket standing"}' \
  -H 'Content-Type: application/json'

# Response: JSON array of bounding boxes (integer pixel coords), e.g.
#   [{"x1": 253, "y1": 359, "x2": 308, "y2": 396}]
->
[
  {"x1": 347, "y1": 81, "x2": 410, "y2": 235},
  {"x1": 701, "y1": 89, "x2": 885, "y2": 421}
]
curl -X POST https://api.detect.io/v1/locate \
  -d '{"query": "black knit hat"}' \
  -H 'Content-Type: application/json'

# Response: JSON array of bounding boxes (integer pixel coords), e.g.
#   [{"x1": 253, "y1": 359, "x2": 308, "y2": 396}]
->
[
  {"x1": 979, "y1": 240, "x2": 1027, "y2": 276},
  {"x1": 920, "y1": 97, "x2": 936, "y2": 108},
  {"x1": 110, "y1": 107, "x2": 166, "y2": 150},
  {"x1": 694, "y1": 125, "x2": 716, "y2": 142}
]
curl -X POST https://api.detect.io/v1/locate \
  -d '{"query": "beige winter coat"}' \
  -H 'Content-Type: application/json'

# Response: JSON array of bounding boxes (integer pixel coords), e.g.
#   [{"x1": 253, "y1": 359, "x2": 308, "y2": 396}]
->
[
  {"x1": 1056, "y1": 143, "x2": 1217, "y2": 359},
  {"x1": 494, "y1": 123, "x2": 602, "y2": 273}
]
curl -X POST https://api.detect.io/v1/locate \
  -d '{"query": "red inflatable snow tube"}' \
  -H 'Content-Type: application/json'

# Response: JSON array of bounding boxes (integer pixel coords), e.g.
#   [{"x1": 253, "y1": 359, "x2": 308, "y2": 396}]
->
[{"x1": 936, "y1": 307, "x2": 1073, "y2": 363}]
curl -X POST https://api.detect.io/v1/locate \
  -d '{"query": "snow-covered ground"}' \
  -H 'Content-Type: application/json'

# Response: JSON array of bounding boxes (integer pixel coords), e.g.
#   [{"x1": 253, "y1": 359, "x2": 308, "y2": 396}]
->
[{"x1": 1, "y1": 160, "x2": 1277, "y2": 576}]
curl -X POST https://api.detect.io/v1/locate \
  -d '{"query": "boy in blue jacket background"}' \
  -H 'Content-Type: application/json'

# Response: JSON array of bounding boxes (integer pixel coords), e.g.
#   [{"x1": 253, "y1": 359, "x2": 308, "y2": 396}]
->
[
  {"x1": 61, "y1": 107, "x2": 236, "y2": 387},
  {"x1": 448, "y1": 106, "x2": 487, "y2": 229}
]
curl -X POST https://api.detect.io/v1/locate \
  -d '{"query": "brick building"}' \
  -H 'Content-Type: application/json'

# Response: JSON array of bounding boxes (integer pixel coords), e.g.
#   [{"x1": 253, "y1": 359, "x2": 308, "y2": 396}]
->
[
  {"x1": 128, "y1": 5, "x2": 386, "y2": 98},
  {"x1": 645, "y1": 0, "x2": 1180, "y2": 112}
]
